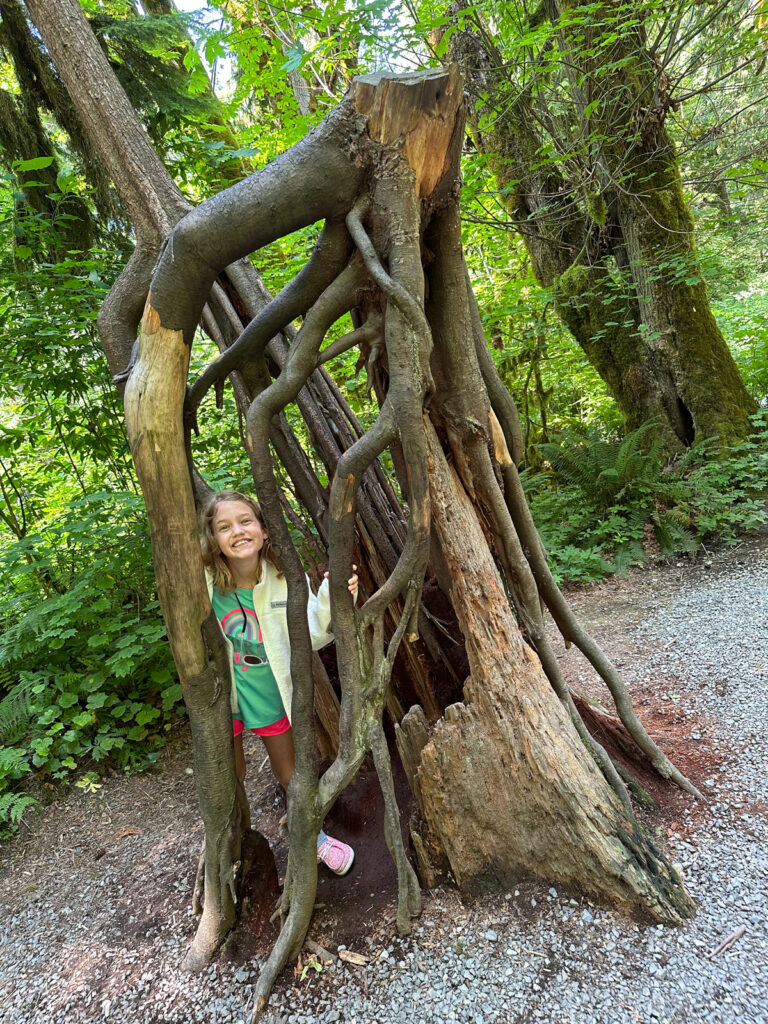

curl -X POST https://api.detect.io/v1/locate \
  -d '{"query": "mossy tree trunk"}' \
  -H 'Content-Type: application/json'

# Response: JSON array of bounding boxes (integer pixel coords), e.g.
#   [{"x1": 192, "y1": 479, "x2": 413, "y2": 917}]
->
[
  {"x1": 451, "y1": 5, "x2": 755, "y2": 449},
  {"x1": 546, "y1": 0, "x2": 756, "y2": 447},
  {"x1": 0, "y1": 0, "x2": 99, "y2": 254}
]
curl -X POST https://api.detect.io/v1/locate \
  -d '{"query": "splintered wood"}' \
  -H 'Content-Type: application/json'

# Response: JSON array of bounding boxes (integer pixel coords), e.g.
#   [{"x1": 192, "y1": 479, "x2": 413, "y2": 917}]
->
[{"x1": 349, "y1": 66, "x2": 462, "y2": 197}]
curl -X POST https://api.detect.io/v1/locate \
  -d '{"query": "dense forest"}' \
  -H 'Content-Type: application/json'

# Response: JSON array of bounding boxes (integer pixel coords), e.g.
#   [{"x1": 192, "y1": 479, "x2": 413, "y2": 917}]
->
[{"x1": 1, "y1": 0, "x2": 767, "y2": 1009}]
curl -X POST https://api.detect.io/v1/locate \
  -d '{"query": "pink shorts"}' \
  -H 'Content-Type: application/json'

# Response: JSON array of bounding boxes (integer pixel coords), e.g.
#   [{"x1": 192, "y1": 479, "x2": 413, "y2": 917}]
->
[{"x1": 233, "y1": 716, "x2": 291, "y2": 738}]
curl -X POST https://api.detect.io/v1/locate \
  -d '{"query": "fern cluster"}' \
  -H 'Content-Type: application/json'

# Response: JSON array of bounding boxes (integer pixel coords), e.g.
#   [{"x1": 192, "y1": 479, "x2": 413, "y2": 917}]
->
[
  {"x1": 0, "y1": 491, "x2": 184, "y2": 837},
  {"x1": 527, "y1": 413, "x2": 768, "y2": 584}
]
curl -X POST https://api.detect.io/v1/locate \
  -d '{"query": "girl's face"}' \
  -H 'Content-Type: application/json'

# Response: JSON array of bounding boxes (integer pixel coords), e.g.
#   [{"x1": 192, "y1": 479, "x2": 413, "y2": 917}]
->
[{"x1": 212, "y1": 500, "x2": 267, "y2": 568}]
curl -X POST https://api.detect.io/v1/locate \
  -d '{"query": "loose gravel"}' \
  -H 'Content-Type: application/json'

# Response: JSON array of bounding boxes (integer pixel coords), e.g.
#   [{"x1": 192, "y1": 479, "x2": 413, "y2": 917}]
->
[{"x1": 1, "y1": 543, "x2": 766, "y2": 1024}]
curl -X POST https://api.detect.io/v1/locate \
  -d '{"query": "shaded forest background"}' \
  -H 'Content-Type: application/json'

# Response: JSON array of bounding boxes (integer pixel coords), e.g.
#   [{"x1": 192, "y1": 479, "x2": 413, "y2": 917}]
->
[{"x1": 1, "y1": 0, "x2": 767, "y2": 835}]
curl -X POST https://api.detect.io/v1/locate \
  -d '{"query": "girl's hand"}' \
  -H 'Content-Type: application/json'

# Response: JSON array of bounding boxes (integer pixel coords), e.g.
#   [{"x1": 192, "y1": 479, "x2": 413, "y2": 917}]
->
[{"x1": 324, "y1": 564, "x2": 359, "y2": 596}]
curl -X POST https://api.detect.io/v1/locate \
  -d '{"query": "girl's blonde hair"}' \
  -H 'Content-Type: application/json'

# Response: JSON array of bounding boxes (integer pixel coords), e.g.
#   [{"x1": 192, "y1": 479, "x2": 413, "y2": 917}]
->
[{"x1": 201, "y1": 490, "x2": 282, "y2": 593}]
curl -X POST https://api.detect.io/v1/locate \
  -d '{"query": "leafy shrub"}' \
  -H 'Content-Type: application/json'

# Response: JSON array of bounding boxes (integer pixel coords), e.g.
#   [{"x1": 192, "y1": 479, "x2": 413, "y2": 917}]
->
[
  {"x1": 666, "y1": 412, "x2": 768, "y2": 543},
  {"x1": 528, "y1": 415, "x2": 768, "y2": 584},
  {"x1": 0, "y1": 491, "x2": 183, "y2": 835}
]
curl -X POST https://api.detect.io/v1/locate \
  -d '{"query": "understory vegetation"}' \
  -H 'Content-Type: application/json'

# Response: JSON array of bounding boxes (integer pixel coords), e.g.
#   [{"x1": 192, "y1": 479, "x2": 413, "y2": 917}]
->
[{"x1": 1, "y1": 0, "x2": 767, "y2": 836}]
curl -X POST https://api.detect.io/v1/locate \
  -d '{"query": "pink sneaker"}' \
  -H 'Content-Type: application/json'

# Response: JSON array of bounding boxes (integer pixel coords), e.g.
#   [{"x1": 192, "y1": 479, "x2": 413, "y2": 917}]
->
[{"x1": 317, "y1": 834, "x2": 355, "y2": 876}]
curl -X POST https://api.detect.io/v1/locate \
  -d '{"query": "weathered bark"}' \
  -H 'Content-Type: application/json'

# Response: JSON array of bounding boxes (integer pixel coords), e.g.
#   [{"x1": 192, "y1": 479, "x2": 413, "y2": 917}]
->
[
  {"x1": 417, "y1": 419, "x2": 693, "y2": 921},
  {"x1": 451, "y1": 7, "x2": 755, "y2": 448},
  {"x1": 123, "y1": 308, "x2": 247, "y2": 969}
]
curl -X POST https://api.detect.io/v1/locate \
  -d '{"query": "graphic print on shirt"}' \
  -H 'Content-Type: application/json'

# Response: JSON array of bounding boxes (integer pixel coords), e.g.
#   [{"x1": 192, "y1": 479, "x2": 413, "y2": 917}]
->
[{"x1": 220, "y1": 606, "x2": 268, "y2": 671}]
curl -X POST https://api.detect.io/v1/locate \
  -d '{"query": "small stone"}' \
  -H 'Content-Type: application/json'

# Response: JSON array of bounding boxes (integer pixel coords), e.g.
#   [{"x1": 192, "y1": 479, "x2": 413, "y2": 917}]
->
[{"x1": 485, "y1": 930, "x2": 498, "y2": 942}]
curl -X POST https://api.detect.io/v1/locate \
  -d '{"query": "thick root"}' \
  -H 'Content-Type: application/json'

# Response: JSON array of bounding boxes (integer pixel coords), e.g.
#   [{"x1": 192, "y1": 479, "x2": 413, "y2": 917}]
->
[
  {"x1": 370, "y1": 720, "x2": 422, "y2": 936},
  {"x1": 184, "y1": 904, "x2": 230, "y2": 973}
]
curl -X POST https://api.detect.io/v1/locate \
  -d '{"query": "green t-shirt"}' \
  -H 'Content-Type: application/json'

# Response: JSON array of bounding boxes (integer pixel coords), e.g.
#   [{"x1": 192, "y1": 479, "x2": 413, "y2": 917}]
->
[{"x1": 211, "y1": 586, "x2": 286, "y2": 729}]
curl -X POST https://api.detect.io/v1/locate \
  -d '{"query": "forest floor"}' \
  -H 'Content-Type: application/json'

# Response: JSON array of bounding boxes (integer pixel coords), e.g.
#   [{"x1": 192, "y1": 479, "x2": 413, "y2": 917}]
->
[{"x1": 1, "y1": 533, "x2": 767, "y2": 1024}]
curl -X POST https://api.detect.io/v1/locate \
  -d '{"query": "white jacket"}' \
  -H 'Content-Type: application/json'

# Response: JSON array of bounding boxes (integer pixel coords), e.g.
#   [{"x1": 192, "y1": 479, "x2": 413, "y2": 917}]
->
[{"x1": 206, "y1": 561, "x2": 333, "y2": 724}]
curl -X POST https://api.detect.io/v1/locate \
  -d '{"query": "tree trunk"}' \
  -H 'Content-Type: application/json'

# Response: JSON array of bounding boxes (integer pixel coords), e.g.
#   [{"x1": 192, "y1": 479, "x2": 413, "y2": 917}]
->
[
  {"x1": 550, "y1": 0, "x2": 755, "y2": 446},
  {"x1": 417, "y1": 419, "x2": 692, "y2": 920},
  {"x1": 120, "y1": 64, "x2": 697, "y2": 1017},
  {"x1": 451, "y1": 7, "x2": 755, "y2": 448}
]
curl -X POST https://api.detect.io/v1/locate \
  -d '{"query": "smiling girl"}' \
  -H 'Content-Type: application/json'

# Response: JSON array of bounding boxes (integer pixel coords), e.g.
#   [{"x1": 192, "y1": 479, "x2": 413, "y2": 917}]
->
[{"x1": 201, "y1": 490, "x2": 357, "y2": 875}]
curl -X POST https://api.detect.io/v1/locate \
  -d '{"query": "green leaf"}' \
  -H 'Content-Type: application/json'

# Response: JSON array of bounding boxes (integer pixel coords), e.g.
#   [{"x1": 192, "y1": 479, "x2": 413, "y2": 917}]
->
[
  {"x1": 13, "y1": 156, "x2": 55, "y2": 172},
  {"x1": 281, "y1": 42, "x2": 306, "y2": 72},
  {"x1": 136, "y1": 705, "x2": 161, "y2": 726}
]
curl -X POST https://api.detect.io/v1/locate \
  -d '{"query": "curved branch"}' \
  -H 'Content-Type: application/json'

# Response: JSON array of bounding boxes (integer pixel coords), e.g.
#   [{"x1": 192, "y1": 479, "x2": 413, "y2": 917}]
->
[
  {"x1": 188, "y1": 220, "x2": 352, "y2": 409},
  {"x1": 143, "y1": 110, "x2": 365, "y2": 342},
  {"x1": 346, "y1": 200, "x2": 431, "y2": 339},
  {"x1": 501, "y1": 459, "x2": 705, "y2": 801},
  {"x1": 316, "y1": 315, "x2": 383, "y2": 367},
  {"x1": 100, "y1": 242, "x2": 159, "y2": 383},
  {"x1": 466, "y1": 273, "x2": 524, "y2": 466}
]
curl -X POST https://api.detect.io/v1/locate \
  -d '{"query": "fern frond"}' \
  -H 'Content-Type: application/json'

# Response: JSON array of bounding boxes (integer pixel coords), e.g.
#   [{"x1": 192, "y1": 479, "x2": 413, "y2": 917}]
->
[
  {"x1": 0, "y1": 792, "x2": 38, "y2": 827},
  {"x1": 652, "y1": 511, "x2": 697, "y2": 554},
  {"x1": 0, "y1": 676, "x2": 37, "y2": 743},
  {"x1": 0, "y1": 745, "x2": 30, "y2": 777},
  {"x1": 612, "y1": 539, "x2": 645, "y2": 574}
]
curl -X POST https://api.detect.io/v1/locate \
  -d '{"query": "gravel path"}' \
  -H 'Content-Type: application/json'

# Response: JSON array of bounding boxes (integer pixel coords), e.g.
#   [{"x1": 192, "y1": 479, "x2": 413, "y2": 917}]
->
[{"x1": 1, "y1": 542, "x2": 767, "y2": 1024}]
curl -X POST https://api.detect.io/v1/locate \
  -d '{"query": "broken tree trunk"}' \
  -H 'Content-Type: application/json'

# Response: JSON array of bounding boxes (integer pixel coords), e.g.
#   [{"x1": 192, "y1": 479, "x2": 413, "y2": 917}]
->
[
  {"x1": 27, "y1": 10, "x2": 701, "y2": 1007},
  {"x1": 415, "y1": 420, "x2": 693, "y2": 922}
]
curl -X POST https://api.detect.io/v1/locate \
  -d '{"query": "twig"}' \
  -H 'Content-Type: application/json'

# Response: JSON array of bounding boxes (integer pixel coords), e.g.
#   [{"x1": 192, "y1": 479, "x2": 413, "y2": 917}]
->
[
  {"x1": 707, "y1": 924, "x2": 746, "y2": 959},
  {"x1": 304, "y1": 938, "x2": 335, "y2": 963}
]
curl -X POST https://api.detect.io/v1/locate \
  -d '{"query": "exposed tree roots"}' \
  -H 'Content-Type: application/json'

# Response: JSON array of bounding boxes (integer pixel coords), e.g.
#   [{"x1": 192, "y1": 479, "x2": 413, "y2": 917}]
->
[{"x1": 51, "y1": 48, "x2": 704, "y2": 1013}]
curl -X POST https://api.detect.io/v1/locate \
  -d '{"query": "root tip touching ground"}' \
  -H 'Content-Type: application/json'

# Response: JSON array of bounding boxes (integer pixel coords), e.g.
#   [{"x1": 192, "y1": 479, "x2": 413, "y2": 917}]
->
[
  {"x1": 249, "y1": 995, "x2": 268, "y2": 1023},
  {"x1": 182, "y1": 941, "x2": 216, "y2": 975}
]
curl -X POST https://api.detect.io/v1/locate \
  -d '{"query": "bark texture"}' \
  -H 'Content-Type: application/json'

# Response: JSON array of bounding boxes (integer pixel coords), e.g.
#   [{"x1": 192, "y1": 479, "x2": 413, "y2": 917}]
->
[{"x1": 418, "y1": 420, "x2": 692, "y2": 921}]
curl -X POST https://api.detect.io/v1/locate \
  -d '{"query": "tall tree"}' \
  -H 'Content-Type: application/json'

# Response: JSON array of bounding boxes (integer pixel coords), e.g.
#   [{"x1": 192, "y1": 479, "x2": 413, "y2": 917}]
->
[{"x1": 451, "y1": 1, "x2": 757, "y2": 448}]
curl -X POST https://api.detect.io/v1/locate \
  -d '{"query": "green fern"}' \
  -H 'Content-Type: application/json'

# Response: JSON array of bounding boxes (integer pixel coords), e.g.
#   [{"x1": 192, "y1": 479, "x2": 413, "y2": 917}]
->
[
  {"x1": 538, "y1": 421, "x2": 661, "y2": 512},
  {"x1": 0, "y1": 676, "x2": 37, "y2": 743},
  {"x1": 0, "y1": 745, "x2": 31, "y2": 780},
  {"x1": 0, "y1": 792, "x2": 38, "y2": 833},
  {"x1": 652, "y1": 510, "x2": 697, "y2": 554}
]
